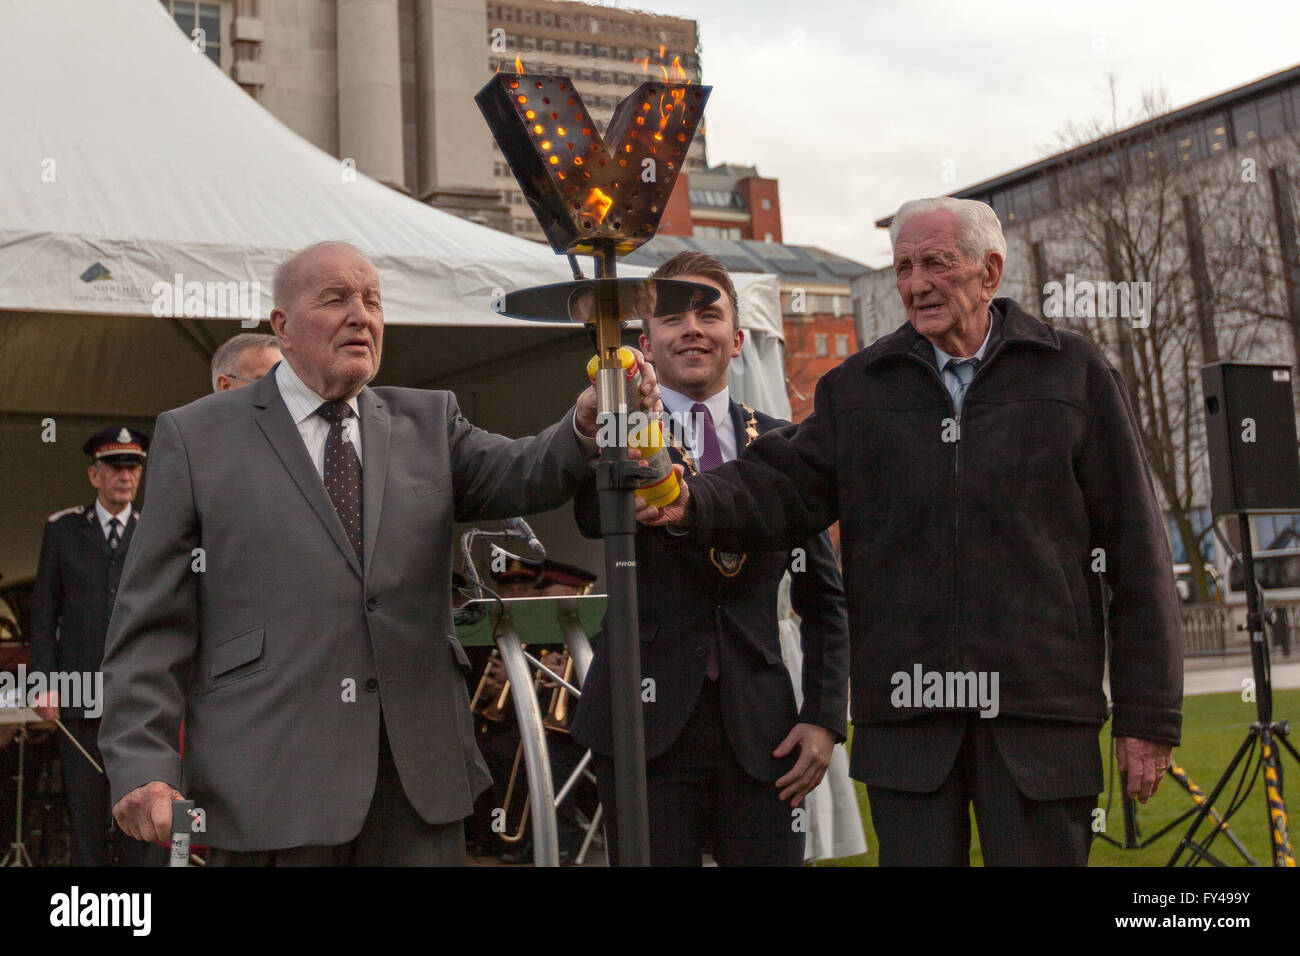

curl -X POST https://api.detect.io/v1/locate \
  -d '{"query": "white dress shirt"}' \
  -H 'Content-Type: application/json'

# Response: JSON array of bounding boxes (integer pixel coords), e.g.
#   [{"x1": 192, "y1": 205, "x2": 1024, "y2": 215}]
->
[
  {"x1": 660, "y1": 383, "x2": 736, "y2": 466},
  {"x1": 94, "y1": 500, "x2": 133, "y2": 538},
  {"x1": 275, "y1": 360, "x2": 363, "y2": 476}
]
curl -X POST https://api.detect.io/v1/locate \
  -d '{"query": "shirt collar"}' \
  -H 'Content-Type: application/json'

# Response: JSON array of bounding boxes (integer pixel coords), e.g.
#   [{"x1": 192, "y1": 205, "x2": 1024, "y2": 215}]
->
[
  {"x1": 94, "y1": 499, "x2": 132, "y2": 529},
  {"x1": 276, "y1": 358, "x2": 361, "y2": 424},
  {"x1": 932, "y1": 308, "x2": 995, "y2": 371},
  {"x1": 659, "y1": 383, "x2": 730, "y2": 426}
]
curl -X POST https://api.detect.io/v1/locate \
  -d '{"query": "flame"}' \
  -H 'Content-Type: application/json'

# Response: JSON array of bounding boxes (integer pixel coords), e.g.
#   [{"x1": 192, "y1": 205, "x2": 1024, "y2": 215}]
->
[
  {"x1": 515, "y1": 55, "x2": 525, "y2": 74},
  {"x1": 671, "y1": 56, "x2": 688, "y2": 82},
  {"x1": 580, "y1": 187, "x2": 613, "y2": 224},
  {"x1": 658, "y1": 44, "x2": 666, "y2": 60}
]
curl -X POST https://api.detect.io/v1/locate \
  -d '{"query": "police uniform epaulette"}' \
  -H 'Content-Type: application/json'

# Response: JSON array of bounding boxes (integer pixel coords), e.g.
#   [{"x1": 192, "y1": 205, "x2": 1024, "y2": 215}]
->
[{"x1": 47, "y1": 505, "x2": 85, "y2": 522}]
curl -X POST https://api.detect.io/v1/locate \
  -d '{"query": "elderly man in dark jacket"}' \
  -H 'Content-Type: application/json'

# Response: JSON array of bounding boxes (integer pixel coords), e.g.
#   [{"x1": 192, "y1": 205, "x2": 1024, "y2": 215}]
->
[{"x1": 640, "y1": 197, "x2": 1183, "y2": 865}]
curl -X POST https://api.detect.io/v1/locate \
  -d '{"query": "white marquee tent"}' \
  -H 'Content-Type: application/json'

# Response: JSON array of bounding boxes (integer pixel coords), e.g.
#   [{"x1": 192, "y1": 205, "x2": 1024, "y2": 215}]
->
[{"x1": 0, "y1": 0, "x2": 786, "y2": 584}]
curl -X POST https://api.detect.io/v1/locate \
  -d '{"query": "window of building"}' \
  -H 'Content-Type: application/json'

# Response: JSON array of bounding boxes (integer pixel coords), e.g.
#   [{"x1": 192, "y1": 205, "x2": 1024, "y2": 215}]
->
[
  {"x1": 542, "y1": 39, "x2": 556, "y2": 53},
  {"x1": 761, "y1": 197, "x2": 771, "y2": 210},
  {"x1": 542, "y1": 13, "x2": 553, "y2": 27},
  {"x1": 764, "y1": 233, "x2": 774, "y2": 242},
  {"x1": 503, "y1": 7, "x2": 513, "y2": 21},
  {"x1": 835, "y1": 334, "x2": 850, "y2": 357},
  {"x1": 1258, "y1": 93, "x2": 1287, "y2": 141},
  {"x1": 814, "y1": 334, "x2": 828, "y2": 357},
  {"x1": 521, "y1": 35, "x2": 536, "y2": 51},
  {"x1": 1196, "y1": 114, "x2": 1226, "y2": 156},
  {"x1": 990, "y1": 191, "x2": 1011, "y2": 225},
  {"x1": 1232, "y1": 100, "x2": 1260, "y2": 144},
  {"x1": 525, "y1": 10, "x2": 535, "y2": 25},
  {"x1": 560, "y1": 41, "x2": 573, "y2": 55},
  {"x1": 561, "y1": 17, "x2": 571, "y2": 29},
  {"x1": 1257, "y1": 513, "x2": 1300, "y2": 551},
  {"x1": 161, "y1": 0, "x2": 228, "y2": 70}
]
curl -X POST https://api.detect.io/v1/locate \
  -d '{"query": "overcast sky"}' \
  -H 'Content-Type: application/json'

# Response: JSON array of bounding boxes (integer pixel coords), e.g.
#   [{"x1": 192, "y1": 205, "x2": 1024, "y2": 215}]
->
[{"x1": 616, "y1": 0, "x2": 1300, "y2": 269}]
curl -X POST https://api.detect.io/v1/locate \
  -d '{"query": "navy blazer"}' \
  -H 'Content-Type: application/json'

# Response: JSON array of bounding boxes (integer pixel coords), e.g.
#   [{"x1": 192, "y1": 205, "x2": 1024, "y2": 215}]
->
[{"x1": 570, "y1": 400, "x2": 850, "y2": 782}]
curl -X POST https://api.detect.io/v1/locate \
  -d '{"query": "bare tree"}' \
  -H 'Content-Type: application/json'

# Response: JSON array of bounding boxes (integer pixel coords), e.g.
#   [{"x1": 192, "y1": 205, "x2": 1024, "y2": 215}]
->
[{"x1": 1021, "y1": 81, "x2": 1299, "y2": 601}]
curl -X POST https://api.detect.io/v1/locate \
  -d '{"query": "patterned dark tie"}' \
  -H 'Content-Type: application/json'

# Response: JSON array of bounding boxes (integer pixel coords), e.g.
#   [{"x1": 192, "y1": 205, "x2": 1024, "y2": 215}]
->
[
  {"x1": 107, "y1": 517, "x2": 121, "y2": 551},
  {"x1": 318, "y1": 400, "x2": 363, "y2": 562}
]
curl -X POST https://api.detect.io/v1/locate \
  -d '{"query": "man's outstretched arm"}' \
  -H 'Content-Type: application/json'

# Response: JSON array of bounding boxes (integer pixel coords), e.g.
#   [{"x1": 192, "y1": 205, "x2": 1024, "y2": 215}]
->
[{"x1": 638, "y1": 373, "x2": 842, "y2": 551}]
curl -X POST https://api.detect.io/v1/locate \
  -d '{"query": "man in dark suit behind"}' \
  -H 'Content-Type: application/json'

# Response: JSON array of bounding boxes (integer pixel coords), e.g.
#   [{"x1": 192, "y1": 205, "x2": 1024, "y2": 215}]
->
[
  {"x1": 102, "y1": 241, "x2": 658, "y2": 865},
  {"x1": 31, "y1": 426, "x2": 162, "y2": 865},
  {"x1": 571, "y1": 252, "x2": 850, "y2": 866},
  {"x1": 638, "y1": 200, "x2": 1183, "y2": 866}
]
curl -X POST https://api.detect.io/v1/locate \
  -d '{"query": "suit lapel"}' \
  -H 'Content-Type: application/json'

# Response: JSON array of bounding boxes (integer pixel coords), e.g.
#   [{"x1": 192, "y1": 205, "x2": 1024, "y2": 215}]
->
[
  {"x1": 118, "y1": 510, "x2": 139, "y2": 553},
  {"x1": 83, "y1": 506, "x2": 111, "y2": 558},
  {"x1": 250, "y1": 371, "x2": 363, "y2": 579},
  {"x1": 357, "y1": 387, "x2": 390, "y2": 578}
]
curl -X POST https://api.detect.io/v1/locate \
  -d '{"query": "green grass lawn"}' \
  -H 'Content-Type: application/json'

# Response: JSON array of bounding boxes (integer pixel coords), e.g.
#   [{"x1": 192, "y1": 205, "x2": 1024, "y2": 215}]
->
[{"x1": 817, "y1": 688, "x2": 1300, "y2": 866}]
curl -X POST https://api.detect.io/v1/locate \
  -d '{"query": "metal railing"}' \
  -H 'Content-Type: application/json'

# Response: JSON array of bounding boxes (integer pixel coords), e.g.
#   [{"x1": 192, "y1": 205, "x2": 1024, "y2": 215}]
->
[{"x1": 1179, "y1": 604, "x2": 1229, "y2": 657}]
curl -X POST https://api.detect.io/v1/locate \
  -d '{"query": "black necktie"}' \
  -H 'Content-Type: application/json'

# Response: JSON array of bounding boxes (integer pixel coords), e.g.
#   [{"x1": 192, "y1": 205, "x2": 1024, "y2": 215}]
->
[
  {"x1": 107, "y1": 517, "x2": 121, "y2": 550},
  {"x1": 318, "y1": 400, "x2": 363, "y2": 562}
]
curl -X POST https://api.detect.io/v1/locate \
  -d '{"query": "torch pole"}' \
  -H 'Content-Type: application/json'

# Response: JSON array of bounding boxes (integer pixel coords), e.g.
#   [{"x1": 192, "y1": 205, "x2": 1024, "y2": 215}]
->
[{"x1": 592, "y1": 241, "x2": 651, "y2": 866}]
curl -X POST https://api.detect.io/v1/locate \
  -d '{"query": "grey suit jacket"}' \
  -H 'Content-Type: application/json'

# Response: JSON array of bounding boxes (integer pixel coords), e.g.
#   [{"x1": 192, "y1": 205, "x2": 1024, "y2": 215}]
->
[{"x1": 99, "y1": 368, "x2": 592, "y2": 851}]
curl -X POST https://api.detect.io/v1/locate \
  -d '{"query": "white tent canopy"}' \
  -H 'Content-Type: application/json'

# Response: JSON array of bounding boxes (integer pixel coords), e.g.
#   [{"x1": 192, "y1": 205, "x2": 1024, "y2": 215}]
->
[
  {"x1": 0, "y1": 0, "x2": 788, "y2": 583},
  {"x1": 0, "y1": 0, "x2": 585, "y2": 325}
]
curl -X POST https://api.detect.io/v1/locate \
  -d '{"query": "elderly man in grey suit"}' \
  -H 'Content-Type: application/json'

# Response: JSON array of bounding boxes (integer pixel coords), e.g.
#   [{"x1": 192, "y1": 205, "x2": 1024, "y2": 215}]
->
[{"x1": 102, "y1": 241, "x2": 657, "y2": 865}]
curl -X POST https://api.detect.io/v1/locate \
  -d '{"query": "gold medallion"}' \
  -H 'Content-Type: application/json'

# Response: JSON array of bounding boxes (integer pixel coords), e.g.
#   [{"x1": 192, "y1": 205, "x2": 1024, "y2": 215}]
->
[{"x1": 709, "y1": 549, "x2": 747, "y2": 577}]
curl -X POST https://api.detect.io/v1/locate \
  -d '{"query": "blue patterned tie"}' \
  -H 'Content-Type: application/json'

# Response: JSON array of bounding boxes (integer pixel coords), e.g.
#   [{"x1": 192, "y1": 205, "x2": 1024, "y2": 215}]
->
[{"x1": 946, "y1": 358, "x2": 979, "y2": 416}]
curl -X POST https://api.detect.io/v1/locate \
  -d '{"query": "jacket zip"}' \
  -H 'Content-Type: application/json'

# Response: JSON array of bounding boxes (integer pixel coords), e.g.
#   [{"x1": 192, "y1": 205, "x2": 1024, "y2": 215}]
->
[{"x1": 901, "y1": 337, "x2": 1008, "y2": 670}]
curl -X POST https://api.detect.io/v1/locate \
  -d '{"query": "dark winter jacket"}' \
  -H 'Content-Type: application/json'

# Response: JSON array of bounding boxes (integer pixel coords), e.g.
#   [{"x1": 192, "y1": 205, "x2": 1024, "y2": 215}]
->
[{"x1": 687, "y1": 298, "x2": 1183, "y2": 746}]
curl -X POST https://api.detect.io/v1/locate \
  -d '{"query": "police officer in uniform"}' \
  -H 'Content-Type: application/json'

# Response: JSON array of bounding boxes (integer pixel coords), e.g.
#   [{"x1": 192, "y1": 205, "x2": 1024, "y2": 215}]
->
[{"x1": 31, "y1": 426, "x2": 163, "y2": 865}]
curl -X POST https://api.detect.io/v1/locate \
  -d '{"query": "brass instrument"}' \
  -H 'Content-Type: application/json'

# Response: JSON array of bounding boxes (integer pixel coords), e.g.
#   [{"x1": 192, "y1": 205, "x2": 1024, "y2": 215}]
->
[
  {"x1": 470, "y1": 647, "x2": 575, "y2": 844},
  {"x1": 541, "y1": 651, "x2": 575, "y2": 734},
  {"x1": 469, "y1": 649, "x2": 514, "y2": 724}
]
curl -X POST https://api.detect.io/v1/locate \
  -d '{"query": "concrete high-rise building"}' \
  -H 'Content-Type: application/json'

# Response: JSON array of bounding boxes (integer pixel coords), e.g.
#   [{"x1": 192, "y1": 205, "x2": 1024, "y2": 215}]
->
[
  {"x1": 484, "y1": 0, "x2": 705, "y2": 241},
  {"x1": 157, "y1": 0, "x2": 704, "y2": 239}
]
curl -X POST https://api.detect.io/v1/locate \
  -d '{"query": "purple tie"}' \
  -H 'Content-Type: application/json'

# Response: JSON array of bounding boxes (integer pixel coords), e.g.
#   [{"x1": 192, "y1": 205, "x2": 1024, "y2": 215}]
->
[
  {"x1": 692, "y1": 401, "x2": 724, "y2": 681},
  {"x1": 691, "y1": 402, "x2": 723, "y2": 472}
]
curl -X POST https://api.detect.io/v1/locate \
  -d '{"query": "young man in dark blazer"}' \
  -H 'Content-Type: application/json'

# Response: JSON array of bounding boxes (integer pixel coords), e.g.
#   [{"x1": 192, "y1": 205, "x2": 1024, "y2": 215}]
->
[{"x1": 570, "y1": 252, "x2": 850, "y2": 866}]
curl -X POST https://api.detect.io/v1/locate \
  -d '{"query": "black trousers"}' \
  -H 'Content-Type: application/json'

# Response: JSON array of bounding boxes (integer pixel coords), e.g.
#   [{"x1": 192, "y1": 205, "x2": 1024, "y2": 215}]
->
[
  {"x1": 60, "y1": 718, "x2": 162, "y2": 866},
  {"x1": 208, "y1": 719, "x2": 464, "y2": 867},
  {"x1": 595, "y1": 681, "x2": 803, "y2": 866},
  {"x1": 866, "y1": 716, "x2": 1097, "y2": 866}
]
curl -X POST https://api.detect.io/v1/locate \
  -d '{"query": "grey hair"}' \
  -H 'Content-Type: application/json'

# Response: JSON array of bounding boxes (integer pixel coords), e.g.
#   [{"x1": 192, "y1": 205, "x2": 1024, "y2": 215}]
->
[
  {"x1": 889, "y1": 197, "x2": 1007, "y2": 265},
  {"x1": 273, "y1": 240, "x2": 371, "y2": 313},
  {"x1": 211, "y1": 333, "x2": 280, "y2": 391}
]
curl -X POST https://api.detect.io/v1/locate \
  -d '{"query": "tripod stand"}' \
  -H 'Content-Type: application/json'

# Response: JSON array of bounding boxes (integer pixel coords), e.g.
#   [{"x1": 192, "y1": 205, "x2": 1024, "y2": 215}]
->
[
  {"x1": 1094, "y1": 732, "x2": 1255, "y2": 863},
  {"x1": 1168, "y1": 513, "x2": 1298, "y2": 866}
]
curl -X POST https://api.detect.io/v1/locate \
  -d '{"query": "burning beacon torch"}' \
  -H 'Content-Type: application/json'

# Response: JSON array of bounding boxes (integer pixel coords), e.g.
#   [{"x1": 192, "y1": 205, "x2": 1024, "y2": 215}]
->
[{"x1": 477, "y1": 65, "x2": 713, "y2": 866}]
